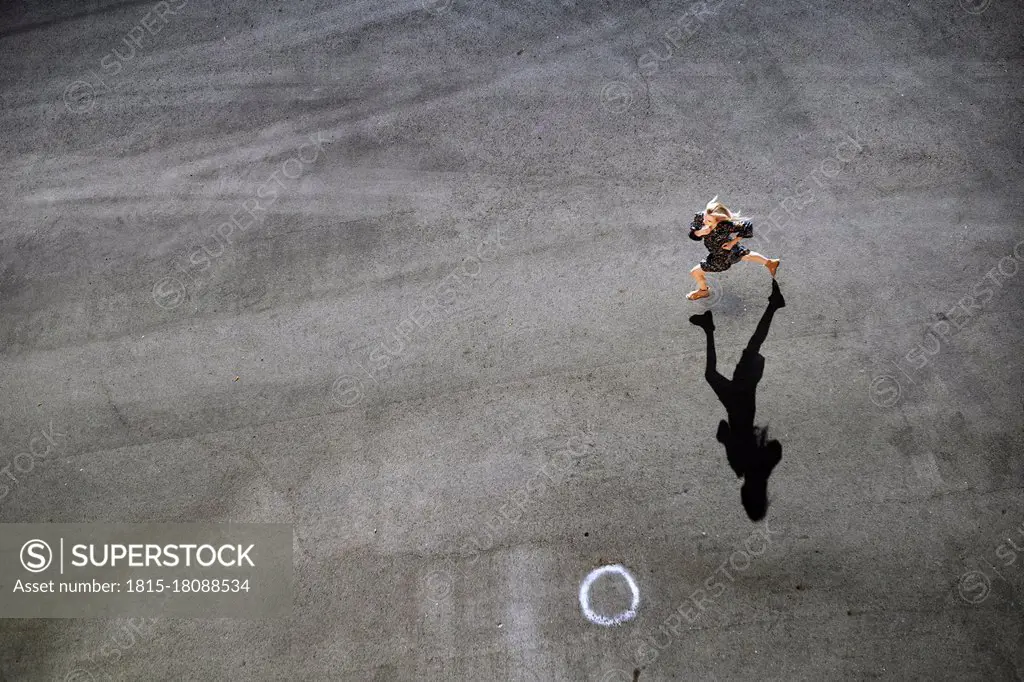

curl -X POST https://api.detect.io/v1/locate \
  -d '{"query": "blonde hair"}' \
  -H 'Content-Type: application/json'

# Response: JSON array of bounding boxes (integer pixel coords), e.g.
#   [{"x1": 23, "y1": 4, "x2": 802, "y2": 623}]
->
[{"x1": 704, "y1": 195, "x2": 744, "y2": 223}]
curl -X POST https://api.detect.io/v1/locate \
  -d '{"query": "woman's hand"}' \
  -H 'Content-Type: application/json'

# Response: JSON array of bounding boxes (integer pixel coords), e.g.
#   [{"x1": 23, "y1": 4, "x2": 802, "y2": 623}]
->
[
  {"x1": 722, "y1": 236, "x2": 742, "y2": 250},
  {"x1": 693, "y1": 226, "x2": 713, "y2": 237}
]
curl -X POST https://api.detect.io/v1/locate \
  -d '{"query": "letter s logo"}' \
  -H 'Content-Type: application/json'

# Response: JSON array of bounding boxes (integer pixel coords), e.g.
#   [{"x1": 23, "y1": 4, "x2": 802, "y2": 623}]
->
[{"x1": 20, "y1": 539, "x2": 52, "y2": 573}]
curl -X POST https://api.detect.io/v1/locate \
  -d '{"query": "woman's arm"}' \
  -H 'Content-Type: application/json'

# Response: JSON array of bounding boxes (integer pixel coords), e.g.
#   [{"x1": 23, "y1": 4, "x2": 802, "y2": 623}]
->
[
  {"x1": 688, "y1": 213, "x2": 708, "y2": 240},
  {"x1": 723, "y1": 221, "x2": 752, "y2": 249}
]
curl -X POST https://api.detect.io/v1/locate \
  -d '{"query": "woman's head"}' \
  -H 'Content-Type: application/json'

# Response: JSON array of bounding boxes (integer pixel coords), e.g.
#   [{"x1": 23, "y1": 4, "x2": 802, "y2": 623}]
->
[{"x1": 703, "y1": 195, "x2": 743, "y2": 227}]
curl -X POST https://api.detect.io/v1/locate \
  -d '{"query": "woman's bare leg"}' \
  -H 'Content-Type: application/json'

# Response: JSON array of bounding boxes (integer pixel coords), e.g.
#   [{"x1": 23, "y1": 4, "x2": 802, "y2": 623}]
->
[
  {"x1": 742, "y1": 252, "x2": 780, "y2": 277},
  {"x1": 690, "y1": 265, "x2": 708, "y2": 289},
  {"x1": 688, "y1": 265, "x2": 709, "y2": 299}
]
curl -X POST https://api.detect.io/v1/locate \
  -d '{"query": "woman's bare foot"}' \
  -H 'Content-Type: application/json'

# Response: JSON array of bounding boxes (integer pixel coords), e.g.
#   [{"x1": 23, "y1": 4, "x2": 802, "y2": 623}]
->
[
  {"x1": 687, "y1": 288, "x2": 710, "y2": 301},
  {"x1": 766, "y1": 259, "x2": 780, "y2": 278}
]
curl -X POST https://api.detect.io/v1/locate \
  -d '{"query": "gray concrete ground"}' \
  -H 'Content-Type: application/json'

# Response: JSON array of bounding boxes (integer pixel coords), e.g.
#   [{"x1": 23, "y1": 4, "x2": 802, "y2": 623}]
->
[{"x1": 1, "y1": 0, "x2": 1022, "y2": 679}]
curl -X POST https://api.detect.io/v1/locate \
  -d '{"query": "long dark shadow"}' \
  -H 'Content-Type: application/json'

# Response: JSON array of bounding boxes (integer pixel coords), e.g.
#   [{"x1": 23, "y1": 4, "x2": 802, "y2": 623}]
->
[{"x1": 690, "y1": 280, "x2": 785, "y2": 521}]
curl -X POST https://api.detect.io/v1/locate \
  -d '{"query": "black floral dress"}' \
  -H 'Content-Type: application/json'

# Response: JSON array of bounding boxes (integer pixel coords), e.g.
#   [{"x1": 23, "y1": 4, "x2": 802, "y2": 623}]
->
[{"x1": 689, "y1": 217, "x2": 754, "y2": 273}]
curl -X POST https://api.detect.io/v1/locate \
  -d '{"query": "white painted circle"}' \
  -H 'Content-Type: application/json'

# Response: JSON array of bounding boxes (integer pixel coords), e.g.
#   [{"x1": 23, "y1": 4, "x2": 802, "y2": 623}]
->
[{"x1": 578, "y1": 564, "x2": 640, "y2": 626}]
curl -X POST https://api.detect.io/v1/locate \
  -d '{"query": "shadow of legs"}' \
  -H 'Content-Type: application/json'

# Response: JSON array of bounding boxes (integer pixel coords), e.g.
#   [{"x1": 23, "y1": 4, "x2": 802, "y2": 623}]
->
[{"x1": 690, "y1": 286, "x2": 786, "y2": 521}]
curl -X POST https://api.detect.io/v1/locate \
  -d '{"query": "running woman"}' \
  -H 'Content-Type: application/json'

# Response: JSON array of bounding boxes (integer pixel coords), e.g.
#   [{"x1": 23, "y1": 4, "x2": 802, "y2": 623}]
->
[{"x1": 687, "y1": 196, "x2": 780, "y2": 301}]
